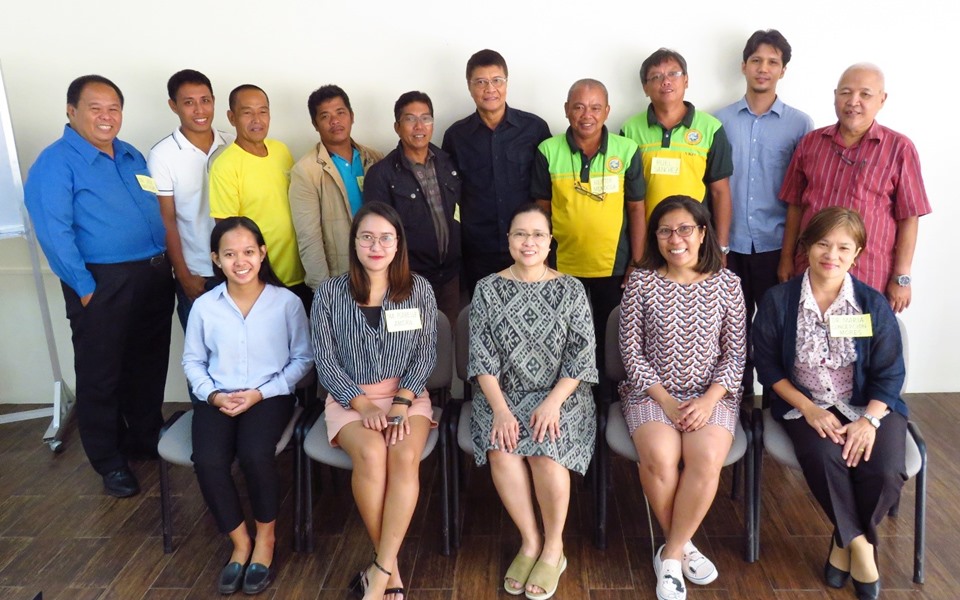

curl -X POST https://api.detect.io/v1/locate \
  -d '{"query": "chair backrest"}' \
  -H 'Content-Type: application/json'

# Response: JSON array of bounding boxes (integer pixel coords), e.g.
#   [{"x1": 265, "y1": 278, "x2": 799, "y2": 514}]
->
[
  {"x1": 455, "y1": 304, "x2": 471, "y2": 382},
  {"x1": 605, "y1": 304, "x2": 626, "y2": 381},
  {"x1": 897, "y1": 316, "x2": 909, "y2": 394},
  {"x1": 426, "y1": 311, "x2": 453, "y2": 390}
]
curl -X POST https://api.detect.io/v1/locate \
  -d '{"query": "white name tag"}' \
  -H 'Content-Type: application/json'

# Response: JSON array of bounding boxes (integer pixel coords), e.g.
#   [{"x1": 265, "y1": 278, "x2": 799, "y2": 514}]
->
[
  {"x1": 589, "y1": 175, "x2": 620, "y2": 194},
  {"x1": 385, "y1": 308, "x2": 422, "y2": 332},
  {"x1": 829, "y1": 314, "x2": 873, "y2": 338},
  {"x1": 650, "y1": 157, "x2": 681, "y2": 176}
]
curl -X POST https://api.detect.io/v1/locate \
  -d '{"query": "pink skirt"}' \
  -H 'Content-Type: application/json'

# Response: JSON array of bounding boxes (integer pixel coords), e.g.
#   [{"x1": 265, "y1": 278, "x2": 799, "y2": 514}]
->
[{"x1": 323, "y1": 377, "x2": 437, "y2": 446}]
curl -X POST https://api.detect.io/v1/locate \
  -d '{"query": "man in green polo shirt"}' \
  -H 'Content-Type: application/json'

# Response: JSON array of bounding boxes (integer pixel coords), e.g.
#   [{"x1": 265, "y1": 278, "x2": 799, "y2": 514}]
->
[
  {"x1": 621, "y1": 48, "x2": 733, "y2": 255},
  {"x1": 532, "y1": 78, "x2": 645, "y2": 403}
]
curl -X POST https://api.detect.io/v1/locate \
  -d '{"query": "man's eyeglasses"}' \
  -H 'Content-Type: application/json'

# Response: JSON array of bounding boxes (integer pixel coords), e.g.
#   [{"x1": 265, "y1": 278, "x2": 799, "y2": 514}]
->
[
  {"x1": 470, "y1": 77, "x2": 507, "y2": 90},
  {"x1": 655, "y1": 225, "x2": 702, "y2": 239},
  {"x1": 645, "y1": 70, "x2": 685, "y2": 84},
  {"x1": 509, "y1": 231, "x2": 551, "y2": 244},
  {"x1": 398, "y1": 114, "x2": 434, "y2": 126},
  {"x1": 356, "y1": 233, "x2": 397, "y2": 248},
  {"x1": 574, "y1": 179, "x2": 606, "y2": 202}
]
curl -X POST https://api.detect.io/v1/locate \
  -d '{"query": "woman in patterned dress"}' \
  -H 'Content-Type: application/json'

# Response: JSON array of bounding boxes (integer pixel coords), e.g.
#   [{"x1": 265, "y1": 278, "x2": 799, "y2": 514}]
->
[
  {"x1": 619, "y1": 195, "x2": 746, "y2": 600},
  {"x1": 469, "y1": 203, "x2": 598, "y2": 600},
  {"x1": 753, "y1": 208, "x2": 907, "y2": 600}
]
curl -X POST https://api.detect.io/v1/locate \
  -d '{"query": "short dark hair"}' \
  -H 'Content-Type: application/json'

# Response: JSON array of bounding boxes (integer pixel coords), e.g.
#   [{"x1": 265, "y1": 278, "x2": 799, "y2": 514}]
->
[
  {"x1": 228, "y1": 84, "x2": 268, "y2": 112},
  {"x1": 166, "y1": 69, "x2": 213, "y2": 102},
  {"x1": 509, "y1": 202, "x2": 552, "y2": 234},
  {"x1": 307, "y1": 84, "x2": 352, "y2": 125},
  {"x1": 638, "y1": 195, "x2": 723, "y2": 274},
  {"x1": 742, "y1": 29, "x2": 793, "y2": 66},
  {"x1": 465, "y1": 49, "x2": 508, "y2": 80},
  {"x1": 393, "y1": 91, "x2": 433, "y2": 122},
  {"x1": 348, "y1": 202, "x2": 413, "y2": 304},
  {"x1": 67, "y1": 75, "x2": 124, "y2": 108},
  {"x1": 640, "y1": 48, "x2": 688, "y2": 83},
  {"x1": 799, "y1": 207, "x2": 867, "y2": 253},
  {"x1": 210, "y1": 216, "x2": 285, "y2": 288}
]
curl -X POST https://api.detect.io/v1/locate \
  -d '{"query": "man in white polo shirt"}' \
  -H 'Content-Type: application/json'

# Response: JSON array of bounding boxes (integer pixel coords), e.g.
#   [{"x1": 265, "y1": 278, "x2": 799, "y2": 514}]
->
[{"x1": 148, "y1": 69, "x2": 233, "y2": 329}]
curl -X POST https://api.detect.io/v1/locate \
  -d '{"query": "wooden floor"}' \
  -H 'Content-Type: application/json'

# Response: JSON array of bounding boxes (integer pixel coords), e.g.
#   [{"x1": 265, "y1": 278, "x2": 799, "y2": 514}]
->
[{"x1": 0, "y1": 393, "x2": 956, "y2": 600}]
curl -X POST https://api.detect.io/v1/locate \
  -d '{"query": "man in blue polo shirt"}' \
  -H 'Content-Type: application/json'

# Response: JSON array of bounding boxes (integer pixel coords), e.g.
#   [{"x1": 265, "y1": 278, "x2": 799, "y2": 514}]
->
[
  {"x1": 715, "y1": 30, "x2": 813, "y2": 405},
  {"x1": 442, "y1": 49, "x2": 551, "y2": 294},
  {"x1": 24, "y1": 75, "x2": 174, "y2": 498}
]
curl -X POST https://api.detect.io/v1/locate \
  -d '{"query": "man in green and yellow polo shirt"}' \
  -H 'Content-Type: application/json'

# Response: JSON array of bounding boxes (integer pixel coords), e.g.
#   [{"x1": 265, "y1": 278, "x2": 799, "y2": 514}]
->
[
  {"x1": 532, "y1": 78, "x2": 645, "y2": 403},
  {"x1": 621, "y1": 48, "x2": 733, "y2": 255}
]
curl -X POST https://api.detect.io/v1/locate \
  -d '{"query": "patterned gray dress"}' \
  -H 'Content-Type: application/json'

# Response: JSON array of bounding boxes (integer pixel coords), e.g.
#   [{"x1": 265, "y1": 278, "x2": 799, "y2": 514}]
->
[{"x1": 469, "y1": 274, "x2": 598, "y2": 475}]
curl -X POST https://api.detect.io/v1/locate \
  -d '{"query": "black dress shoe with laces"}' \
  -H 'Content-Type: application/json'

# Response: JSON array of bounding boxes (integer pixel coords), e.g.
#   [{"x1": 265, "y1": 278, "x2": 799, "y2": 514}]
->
[
  {"x1": 102, "y1": 467, "x2": 140, "y2": 498},
  {"x1": 219, "y1": 561, "x2": 245, "y2": 595}
]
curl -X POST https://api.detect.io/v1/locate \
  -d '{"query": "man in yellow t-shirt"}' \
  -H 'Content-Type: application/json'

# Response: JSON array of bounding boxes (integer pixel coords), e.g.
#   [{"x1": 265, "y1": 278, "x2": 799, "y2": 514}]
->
[{"x1": 209, "y1": 84, "x2": 309, "y2": 308}]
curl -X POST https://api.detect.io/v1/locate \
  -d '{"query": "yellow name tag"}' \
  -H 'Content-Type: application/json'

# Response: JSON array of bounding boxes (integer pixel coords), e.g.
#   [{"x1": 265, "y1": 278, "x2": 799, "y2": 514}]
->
[
  {"x1": 136, "y1": 174, "x2": 159, "y2": 194},
  {"x1": 454, "y1": 203, "x2": 460, "y2": 222},
  {"x1": 829, "y1": 314, "x2": 873, "y2": 338},
  {"x1": 589, "y1": 175, "x2": 620, "y2": 194},
  {"x1": 650, "y1": 157, "x2": 681, "y2": 176},
  {"x1": 384, "y1": 308, "x2": 422, "y2": 332},
  {"x1": 357, "y1": 175, "x2": 364, "y2": 191}
]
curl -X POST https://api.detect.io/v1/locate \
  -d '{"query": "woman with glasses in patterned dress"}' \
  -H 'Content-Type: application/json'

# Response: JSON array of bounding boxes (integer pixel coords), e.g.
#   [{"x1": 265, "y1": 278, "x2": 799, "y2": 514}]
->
[
  {"x1": 469, "y1": 203, "x2": 598, "y2": 600},
  {"x1": 312, "y1": 202, "x2": 438, "y2": 600},
  {"x1": 619, "y1": 195, "x2": 746, "y2": 600}
]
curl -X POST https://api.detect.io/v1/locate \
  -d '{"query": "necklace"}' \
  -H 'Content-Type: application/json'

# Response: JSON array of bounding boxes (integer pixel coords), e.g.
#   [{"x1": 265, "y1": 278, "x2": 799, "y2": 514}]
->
[{"x1": 510, "y1": 264, "x2": 548, "y2": 283}]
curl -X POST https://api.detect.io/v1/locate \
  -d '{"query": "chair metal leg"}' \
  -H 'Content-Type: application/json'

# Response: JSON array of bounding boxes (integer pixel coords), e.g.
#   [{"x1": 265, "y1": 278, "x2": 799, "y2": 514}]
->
[
  {"x1": 743, "y1": 422, "x2": 756, "y2": 563},
  {"x1": 595, "y1": 409, "x2": 608, "y2": 550},
  {"x1": 731, "y1": 461, "x2": 741, "y2": 501},
  {"x1": 304, "y1": 455, "x2": 315, "y2": 553},
  {"x1": 450, "y1": 404, "x2": 462, "y2": 550},
  {"x1": 293, "y1": 440, "x2": 303, "y2": 553},
  {"x1": 909, "y1": 421, "x2": 927, "y2": 584},
  {"x1": 752, "y1": 409, "x2": 764, "y2": 559},
  {"x1": 160, "y1": 458, "x2": 174, "y2": 553},
  {"x1": 439, "y1": 407, "x2": 451, "y2": 556}
]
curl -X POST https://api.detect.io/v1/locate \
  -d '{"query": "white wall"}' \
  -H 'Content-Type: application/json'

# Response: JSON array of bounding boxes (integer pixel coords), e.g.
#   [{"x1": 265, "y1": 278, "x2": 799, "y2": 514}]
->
[{"x1": 0, "y1": 0, "x2": 955, "y2": 403}]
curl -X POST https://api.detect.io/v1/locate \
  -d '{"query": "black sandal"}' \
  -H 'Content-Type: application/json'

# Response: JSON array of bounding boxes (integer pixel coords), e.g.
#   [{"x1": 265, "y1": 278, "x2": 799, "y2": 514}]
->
[
  {"x1": 349, "y1": 559, "x2": 391, "y2": 598},
  {"x1": 384, "y1": 587, "x2": 406, "y2": 599}
]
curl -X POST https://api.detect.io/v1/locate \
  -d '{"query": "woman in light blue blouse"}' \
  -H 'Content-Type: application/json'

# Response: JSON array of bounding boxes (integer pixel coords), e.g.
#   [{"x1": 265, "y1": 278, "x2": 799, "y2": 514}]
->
[
  {"x1": 311, "y1": 202, "x2": 438, "y2": 600},
  {"x1": 182, "y1": 217, "x2": 312, "y2": 595}
]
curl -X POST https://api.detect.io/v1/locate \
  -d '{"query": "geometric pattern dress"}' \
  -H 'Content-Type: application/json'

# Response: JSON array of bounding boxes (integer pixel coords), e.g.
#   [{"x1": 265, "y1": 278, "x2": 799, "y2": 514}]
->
[
  {"x1": 618, "y1": 268, "x2": 746, "y2": 436},
  {"x1": 469, "y1": 274, "x2": 598, "y2": 475}
]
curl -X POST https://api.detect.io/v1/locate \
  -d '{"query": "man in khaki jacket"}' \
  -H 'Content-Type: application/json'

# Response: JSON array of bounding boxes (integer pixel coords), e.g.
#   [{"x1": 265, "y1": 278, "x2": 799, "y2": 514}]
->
[{"x1": 289, "y1": 85, "x2": 382, "y2": 289}]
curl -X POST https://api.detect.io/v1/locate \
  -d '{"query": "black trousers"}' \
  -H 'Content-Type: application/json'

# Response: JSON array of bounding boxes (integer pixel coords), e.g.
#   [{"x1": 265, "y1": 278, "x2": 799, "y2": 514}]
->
[
  {"x1": 577, "y1": 276, "x2": 624, "y2": 406},
  {"x1": 191, "y1": 395, "x2": 296, "y2": 533},
  {"x1": 727, "y1": 249, "x2": 780, "y2": 405},
  {"x1": 782, "y1": 409, "x2": 907, "y2": 546},
  {"x1": 429, "y1": 274, "x2": 461, "y2": 330},
  {"x1": 62, "y1": 254, "x2": 175, "y2": 474}
]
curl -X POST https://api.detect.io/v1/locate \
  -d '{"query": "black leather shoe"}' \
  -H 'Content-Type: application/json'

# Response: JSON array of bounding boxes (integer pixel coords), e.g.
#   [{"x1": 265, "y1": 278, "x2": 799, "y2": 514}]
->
[
  {"x1": 102, "y1": 467, "x2": 140, "y2": 498},
  {"x1": 218, "y1": 561, "x2": 245, "y2": 595},
  {"x1": 824, "y1": 558, "x2": 851, "y2": 588},
  {"x1": 853, "y1": 577, "x2": 880, "y2": 600},
  {"x1": 242, "y1": 561, "x2": 273, "y2": 595}
]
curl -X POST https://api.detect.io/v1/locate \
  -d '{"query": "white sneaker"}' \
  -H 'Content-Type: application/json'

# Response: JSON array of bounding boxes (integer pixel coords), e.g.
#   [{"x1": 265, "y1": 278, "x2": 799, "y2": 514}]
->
[
  {"x1": 653, "y1": 544, "x2": 664, "y2": 577},
  {"x1": 682, "y1": 542, "x2": 718, "y2": 585},
  {"x1": 656, "y1": 558, "x2": 686, "y2": 600}
]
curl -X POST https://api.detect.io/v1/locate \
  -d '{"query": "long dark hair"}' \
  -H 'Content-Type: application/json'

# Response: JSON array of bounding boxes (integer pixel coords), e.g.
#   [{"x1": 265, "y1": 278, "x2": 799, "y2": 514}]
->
[
  {"x1": 210, "y1": 216, "x2": 284, "y2": 287},
  {"x1": 348, "y1": 202, "x2": 412, "y2": 304},
  {"x1": 638, "y1": 195, "x2": 723, "y2": 274}
]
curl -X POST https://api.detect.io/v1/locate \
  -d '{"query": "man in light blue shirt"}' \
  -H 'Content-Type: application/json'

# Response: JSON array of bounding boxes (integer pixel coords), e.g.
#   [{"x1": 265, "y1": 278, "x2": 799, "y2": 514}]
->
[
  {"x1": 715, "y1": 30, "x2": 813, "y2": 404},
  {"x1": 24, "y1": 75, "x2": 174, "y2": 498}
]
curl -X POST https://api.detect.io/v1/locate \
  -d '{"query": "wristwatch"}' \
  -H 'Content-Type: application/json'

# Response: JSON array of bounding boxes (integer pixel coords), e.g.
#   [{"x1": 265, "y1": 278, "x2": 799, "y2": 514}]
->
[
  {"x1": 893, "y1": 274, "x2": 912, "y2": 287},
  {"x1": 861, "y1": 414, "x2": 881, "y2": 429},
  {"x1": 720, "y1": 246, "x2": 731, "y2": 255}
]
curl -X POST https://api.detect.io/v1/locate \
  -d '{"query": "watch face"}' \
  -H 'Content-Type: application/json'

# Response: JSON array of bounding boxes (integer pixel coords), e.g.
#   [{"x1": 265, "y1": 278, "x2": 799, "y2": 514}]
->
[{"x1": 897, "y1": 275, "x2": 912, "y2": 286}]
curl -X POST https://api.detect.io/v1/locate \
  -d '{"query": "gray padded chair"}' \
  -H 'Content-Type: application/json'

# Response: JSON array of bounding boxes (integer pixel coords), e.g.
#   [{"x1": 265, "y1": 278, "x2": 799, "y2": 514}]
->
[
  {"x1": 753, "y1": 316, "x2": 926, "y2": 583},
  {"x1": 597, "y1": 305, "x2": 756, "y2": 561},
  {"x1": 157, "y1": 372, "x2": 311, "y2": 553},
  {"x1": 296, "y1": 311, "x2": 452, "y2": 555}
]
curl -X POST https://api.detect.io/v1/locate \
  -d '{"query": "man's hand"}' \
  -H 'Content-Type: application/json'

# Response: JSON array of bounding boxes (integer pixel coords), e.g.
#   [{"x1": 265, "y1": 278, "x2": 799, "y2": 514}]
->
[
  {"x1": 179, "y1": 272, "x2": 208, "y2": 301},
  {"x1": 80, "y1": 292, "x2": 94, "y2": 307},
  {"x1": 886, "y1": 280, "x2": 911, "y2": 313}
]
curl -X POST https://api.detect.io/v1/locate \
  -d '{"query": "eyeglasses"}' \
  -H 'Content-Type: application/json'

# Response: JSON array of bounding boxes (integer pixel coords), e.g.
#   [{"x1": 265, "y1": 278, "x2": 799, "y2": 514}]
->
[
  {"x1": 398, "y1": 114, "x2": 434, "y2": 126},
  {"x1": 655, "y1": 225, "x2": 702, "y2": 239},
  {"x1": 509, "y1": 231, "x2": 551, "y2": 244},
  {"x1": 645, "y1": 70, "x2": 685, "y2": 84},
  {"x1": 470, "y1": 77, "x2": 507, "y2": 90},
  {"x1": 574, "y1": 179, "x2": 606, "y2": 202},
  {"x1": 356, "y1": 233, "x2": 397, "y2": 248}
]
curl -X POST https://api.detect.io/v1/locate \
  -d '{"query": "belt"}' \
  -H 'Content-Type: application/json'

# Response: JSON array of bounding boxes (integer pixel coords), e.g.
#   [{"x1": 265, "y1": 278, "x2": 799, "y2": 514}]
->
[{"x1": 138, "y1": 252, "x2": 167, "y2": 267}]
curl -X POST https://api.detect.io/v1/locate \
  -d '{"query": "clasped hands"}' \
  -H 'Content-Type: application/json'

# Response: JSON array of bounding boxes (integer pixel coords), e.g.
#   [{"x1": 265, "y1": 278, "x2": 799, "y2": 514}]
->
[
  {"x1": 802, "y1": 405, "x2": 876, "y2": 467},
  {"x1": 354, "y1": 396, "x2": 410, "y2": 446},
  {"x1": 211, "y1": 389, "x2": 264, "y2": 416},
  {"x1": 489, "y1": 397, "x2": 562, "y2": 453},
  {"x1": 662, "y1": 395, "x2": 716, "y2": 432}
]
